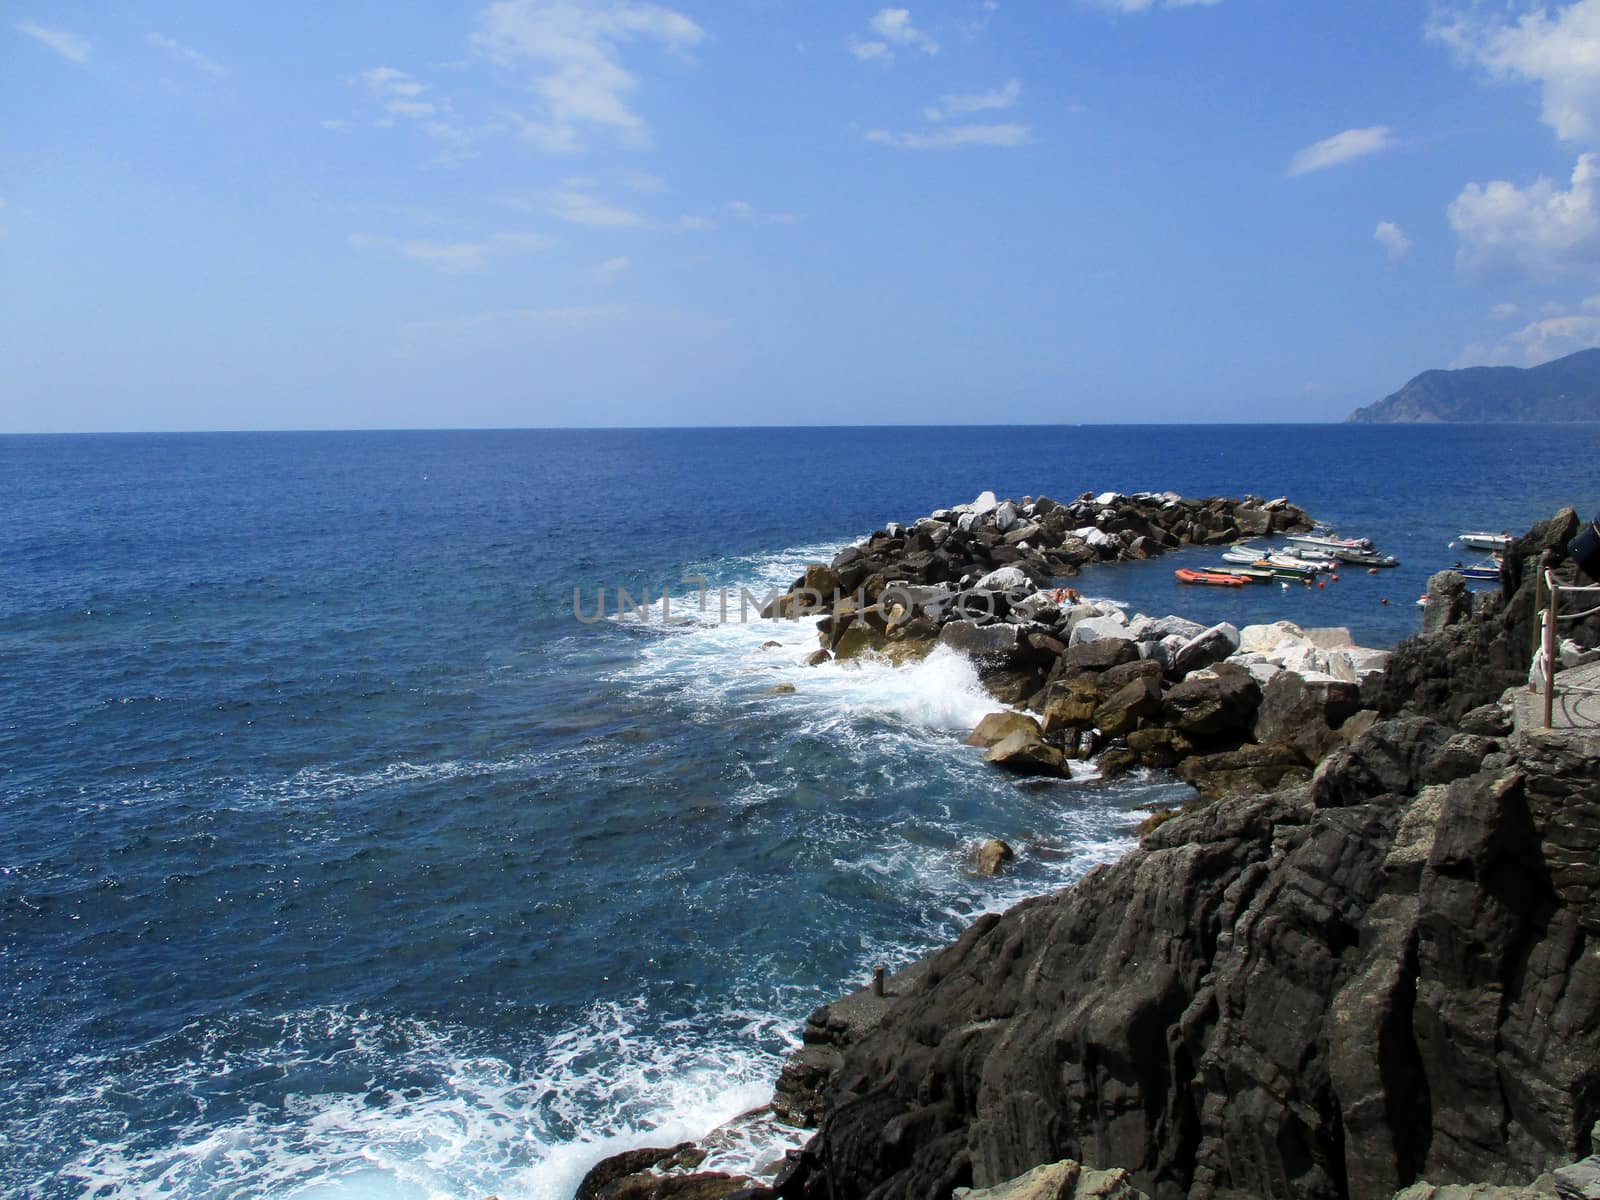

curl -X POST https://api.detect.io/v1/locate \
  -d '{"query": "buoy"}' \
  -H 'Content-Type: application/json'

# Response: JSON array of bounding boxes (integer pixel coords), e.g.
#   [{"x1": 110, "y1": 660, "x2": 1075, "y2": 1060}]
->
[
  {"x1": 1318, "y1": 581, "x2": 1326, "y2": 589},
  {"x1": 1368, "y1": 567, "x2": 1378, "y2": 575},
  {"x1": 1381, "y1": 597, "x2": 1389, "y2": 605},
  {"x1": 1331, "y1": 573, "x2": 1339, "y2": 582}
]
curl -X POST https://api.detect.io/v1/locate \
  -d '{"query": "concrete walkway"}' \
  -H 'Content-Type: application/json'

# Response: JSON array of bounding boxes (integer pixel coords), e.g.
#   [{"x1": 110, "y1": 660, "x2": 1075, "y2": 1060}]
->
[{"x1": 1514, "y1": 659, "x2": 1600, "y2": 752}]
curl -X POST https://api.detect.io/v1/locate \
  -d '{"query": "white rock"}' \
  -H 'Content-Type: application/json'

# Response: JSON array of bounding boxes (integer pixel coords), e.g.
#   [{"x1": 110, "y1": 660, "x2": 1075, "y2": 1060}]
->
[
  {"x1": 1093, "y1": 491, "x2": 1121, "y2": 507},
  {"x1": 957, "y1": 490, "x2": 998, "y2": 517},
  {"x1": 993, "y1": 500, "x2": 1020, "y2": 532},
  {"x1": 1246, "y1": 661, "x2": 1284, "y2": 688},
  {"x1": 974, "y1": 566, "x2": 1032, "y2": 592},
  {"x1": 1240, "y1": 620, "x2": 1307, "y2": 656},
  {"x1": 1068, "y1": 616, "x2": 1136, "y2": 646}
]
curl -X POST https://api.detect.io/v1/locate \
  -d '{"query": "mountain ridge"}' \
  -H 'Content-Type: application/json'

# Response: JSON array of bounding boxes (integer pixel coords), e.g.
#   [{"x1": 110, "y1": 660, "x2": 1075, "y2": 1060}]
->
[{"x1": 1349, "y1": 346, "x2": 1600, "y2": 422}]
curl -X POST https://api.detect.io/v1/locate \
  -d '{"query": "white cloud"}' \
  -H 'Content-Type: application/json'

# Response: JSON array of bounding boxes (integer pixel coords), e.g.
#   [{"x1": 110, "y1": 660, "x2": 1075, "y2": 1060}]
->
[
  {"x1": 677, "y1": 214, "x2": 715, "y2": 231},
  {"x1": 351, "y1": 230, "x2": 554, "y2": 272},
  {"x1": 471, "y1": 0, "x2": 704, "y2": 152},
  {"x1": 1455, "y1": 310, "x2": 1600, "y2": 367},
  {"x1": 147, "y1": 33, "x2": 224, "y2": 77},
  {"x1": 865, "y1": 122, "x2": 1034, "y2": 149},
  {"x1": 870, "y1": 8, "x2": 939, "y2": 53},
  {"x1": 593, "y1": 255, "x2": 631, "y2": 282},
  {"x1": 1449, "y1": 153, "x2": 1600, "y2": 279},
  {"x1": 1374, "y1": 220, "x2": 1412, "y2": 262},
  {"x1": 848, "y1": 37, "x2": 892, "y2": 62},
  {"x1": 925, "y1": 78, "x2": 1019, "y2": 121},
  {"x1": 1430, "y1": 1, "x2": 1600, "y2": 143},
  {"x1": 16, "y1": 22, "x2": 90, "y2": 64},
  {"x1": 1287, "y1": 126, "x2": 1397, "y2": 176},
  {"x1": 1491, "y1": 302, "x2": 1521, "y2": 319},
  {"x1": 548, "y1": 189, "x2": 647, "y2": 227},
  {"x1": 619, "y1": 168, "x2": 667, "y2": 192},
  {"x1": 363, "y1": 66, "x2": 437, "y2": 118}
]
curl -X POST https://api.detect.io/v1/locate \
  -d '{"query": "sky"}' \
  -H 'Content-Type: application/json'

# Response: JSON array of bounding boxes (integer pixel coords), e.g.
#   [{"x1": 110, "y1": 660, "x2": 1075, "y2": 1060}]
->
[{"x1": 6, "y1": 1, "x2": 1600, "y2": 430}]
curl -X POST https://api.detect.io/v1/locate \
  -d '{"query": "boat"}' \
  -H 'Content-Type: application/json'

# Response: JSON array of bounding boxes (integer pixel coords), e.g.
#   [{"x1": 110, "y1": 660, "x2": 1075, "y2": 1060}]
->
[
  {"x1": 1457, "y1": 531, "x2": 1513, "y2": 552},
  {"x1": 1286, "y1": 532, "x2": 1375, "y2": 554},
  {"x1": 1222, "y1": 566, "x2": 1277, "y2": 584},
  {"x1": 1175, "y1": 567, "x2": 1247, "y2": 587},
  {"x1": 1257, "y1": 555, "x2": 1320, "y2": 578},
  {"x1": 1451, "y1": 556, "x2": 1502, "y2": 582},
  {"x1": 1220, "y1": 546, "x2": 1270, "y2": 565},
  {"x1": 1272, "y1": 545, "x2": 1337, "y2": 567},
  {"x1": 1330, "y1": 546, "x2": 1399, "y2": 567}
]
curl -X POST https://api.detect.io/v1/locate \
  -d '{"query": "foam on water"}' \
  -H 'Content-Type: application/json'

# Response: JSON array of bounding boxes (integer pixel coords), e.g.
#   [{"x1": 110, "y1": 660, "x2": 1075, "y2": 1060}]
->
[{"x1": 52, "y1": 998, "x2": 805, "y2": 1200}]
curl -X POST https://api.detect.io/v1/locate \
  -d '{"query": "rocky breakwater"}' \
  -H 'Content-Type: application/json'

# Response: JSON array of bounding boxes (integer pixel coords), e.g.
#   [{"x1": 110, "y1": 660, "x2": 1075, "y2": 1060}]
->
[{"x1": 762, "y1": 508, "x2": 1600, "y2": 1200}]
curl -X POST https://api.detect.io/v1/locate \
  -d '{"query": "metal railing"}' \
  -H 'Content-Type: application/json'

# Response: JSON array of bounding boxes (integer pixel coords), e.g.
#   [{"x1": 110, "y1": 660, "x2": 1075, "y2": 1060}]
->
[{"x1": 1533, "y1": 566, "x2": 1600, "y2": 728}]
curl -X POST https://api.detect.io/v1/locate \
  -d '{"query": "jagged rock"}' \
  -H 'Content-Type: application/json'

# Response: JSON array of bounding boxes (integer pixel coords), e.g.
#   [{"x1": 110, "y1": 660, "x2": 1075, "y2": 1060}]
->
[
  {"x1": 952, "y1": 1159, "x2": 1151, "y2": 1199},
  {"x1": 1040, "y1": 679, "x2": 1102, "y2": 734},
  {"x1": 1240, "y1": 620, "x2": 1309, "y2": 656},
  {"x1": 1126, "y1": 726, "x2": 1180, "y2": 767},
  {"x1": 1098, "y1": 659, "x2": 1165, "y2": 691},
  {"x1": 939, "y1": 620, "x2": 1032, "y2": 672},
  {"x1": 1161, "y1": 665, "x2": 1262, "y2": 738},
  {"x1": 1130, "y1": 615, "x2": 1206, "y2": 643},
  {"x1": 976, "y1": 566, "x2": 1033, "y2": 593},
  {"x1": 967, "y1": 711, "x2": 1044, "y2": 749},
  {"x1": 768, "y1": 683, "x2": 796, "y2": 695},
  {"x1": 806, "y1": 649, "x2": 831, "y2": 667},
  {"x1": 1459, "y1": 702, "x2": 1513, "y2": 737},
  {"x1": 1170, "y1": 622, "x2": 1240, "y2": 678},
  {"x1": 1393, "y1": 1183, "x2": 1559, "y2": 1199},
  {"x1": 1422, "y1": 570, "x2": 1474, "y2": 636},
  {"x1": 975, "y1": 839, "x2": 1015, "y2": 876},
  {"x1": 1175, "y1": 740, "x2": 1309, "y2": 798},
  {"x1": 985, "y1": 730, "x2": 1065, "y2": 776},
  {"x1": 1093, "y1": 676, "x2": 1163, "y2": 737},
  {"x1": 1065, "y1": 638, "x2": 1141, "y2": 676},
  {"x1": 1420, "y1": 732, "x2": 1500, "y2": 785},
  {"x1": 1312, "y1": 716, "x2": 1452, "y2": 808},
  {"x1": 1254, "y1": 671, "x2": 1362, "y2": 761}
]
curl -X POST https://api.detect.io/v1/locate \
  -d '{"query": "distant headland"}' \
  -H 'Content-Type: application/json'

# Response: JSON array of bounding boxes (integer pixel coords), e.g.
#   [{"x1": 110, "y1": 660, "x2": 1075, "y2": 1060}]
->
[{"x1": 1349, "y1": 346, "x2": 1600, "y2": 422}]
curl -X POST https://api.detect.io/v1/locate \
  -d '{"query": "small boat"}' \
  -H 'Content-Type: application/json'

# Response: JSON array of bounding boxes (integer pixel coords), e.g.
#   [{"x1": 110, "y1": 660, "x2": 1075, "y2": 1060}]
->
[
  {"x1": 1257, "y1": 555, "x2": 1320, "y2": 578},
  {"x1": 1175, "y1": 567, "x2": 1247, "y2": 587},
  {"x1": 1331, "y1": 546, "x2": 1399, "y2": 567},
  {"x1": 1273, "y1": 545, "x2": 1337, "y2": 566},
  {"x1": 1457, "y1": 531, "x2": 1513, "y2": 552},
  {"x1": 1450, "y1": 556, "x2": 1501, "y2": 582},
  {"x1": 1286, "y1": 532, "x2": 1375, "y2": 554},
  {"x1": 1222, "y1": 566, "x2": 1277, "y2": 584},
  {"x1": 1220, "y1": 546, "x2": 1270, "y2": 565}
]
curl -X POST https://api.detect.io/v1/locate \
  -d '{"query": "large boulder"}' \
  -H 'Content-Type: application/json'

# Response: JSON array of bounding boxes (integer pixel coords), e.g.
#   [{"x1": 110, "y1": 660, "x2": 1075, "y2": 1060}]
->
[
  {"x1": 967, "y1": 711, "x2": 1044, "y2": 748},
  {"x1": 938, "y1": 620, "x2": 1035, "y2": 673},
  {"x1": 1162, "y1": 664, "x2": 1263, "y2": 738},
  {"x1": 975, "y1": 565, "x2": 1032, "y2": 593},
  {"x1": 1311, "y1": 715, "x2": 1453, "y2": 808},
  {"x1": 1093, "y1": 676, "x2": 1163, "y2": 737},
  {"x1": 985, "y1": 730, "x2": 1065, "y2": 776},
  {"x1": 1130, "y1": 614, "x2": 1206, "y2": 644},
  {"x1": 1040, "y1": 678, "x2": 1102, "y2": 734},
  {"x1": 1174, "y1": 741, "x2": 1310, "y2": 799},
  {"x1": 974, "y1": 838, "x2": 1015, "y2": 876},
  {"x1": 1068, "y1": 615, "x2": 1135, "y2": 648},
  {"x1": 1170, "y1": 622, "x2": 1241, "y2": 678},
  {"x1": 1254, "y1": 671, "x2": 1363, "y2": 762},
  {"x1": 1065, "y1": 637, "x2": 1141, "y2": 676}
]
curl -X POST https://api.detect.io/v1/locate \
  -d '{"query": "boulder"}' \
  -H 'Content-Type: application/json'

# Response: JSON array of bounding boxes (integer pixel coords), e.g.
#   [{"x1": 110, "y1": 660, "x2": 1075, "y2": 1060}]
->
[
  {"x1": 1323, "y1": 646, "x2": 1392, "y2": 686},
  {"x1": 1065, "y1": 637, "x2": 1140, "y2": 676},
  {"x1": 1093, "y1": 676, "x2": 1163, "y2": 737},
  {"x1": 768, "y1": 683, "x2": 796, "y2": 695},
  {"x1": 938, "y1": 620, "x2": 1032, "y2": 672},
  {"x1": 952, "y1": 1159, "x2": 1150, "y2": 1200},
  {"x1": 984, "y1": 730, "x2": 1065, "y2": 776},
  {"x1": 1067, "y1": 616, "x2": 1135, "y2": 648},
  {"x1": 1240, "y1": 620, "x2": 1309, "y2": 656},
  {"x1": 1040, "y1": 679, "x2": 1101, "y2": 734},
  {"x1": 974, "y1": 565, "x2": 1032, "y2": 593},
  {"x1": 1311, "y1": 715, "x2": 1453, "y2": 808},
  {"x1": 1422, "y1": 569, "x2": 1473, "y2": 635},
  {"x1": 802, "y1": 562, "x2": 839, "y2": 598},
  {"x1": 974, "y1": 838, "x2": 1015, "y2": 876},
  {"x1": 1162, "y1": 664, "x2": 1263, "y2": 738},
  {"x1": 1098, "y1": 658, "x2": 1165, "y2": 691},
  {"x1": 1175, "y1": 741, "x2": 1311, "y2": 799},
  {"x1": 1255, "y1": 671, "x2": 1362, "y2": 761},
  {"x1": 966, "y1": 711, "x2": 1044, "y2": 749},
  {"x1": 1126, "y1": 726, "x2": 1180, "y2": 768},
  {"x1": 1170, "y1": 622, "x2": 1241, "y2": 678},
  {"x1": 805, "y1": 649, "x2": 831, "y2": 667},
  {"x1": 1130, "y1": 614, "x2": 1206, "y2": 643},
  {"x1": 992, "y1": 500, "x2": 1020, "y2": 532}
]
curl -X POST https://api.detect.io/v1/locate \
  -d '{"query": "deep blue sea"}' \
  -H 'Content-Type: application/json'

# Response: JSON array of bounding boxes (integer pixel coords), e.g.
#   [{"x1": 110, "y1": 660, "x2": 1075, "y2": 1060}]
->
[{"x1": 3, "y1": 425, "x2": 1597, "y2": 1200}]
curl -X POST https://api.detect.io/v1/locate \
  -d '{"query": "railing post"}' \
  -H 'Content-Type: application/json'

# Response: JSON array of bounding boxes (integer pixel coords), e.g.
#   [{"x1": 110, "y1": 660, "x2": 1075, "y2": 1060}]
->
[{"x1": 1544, "y1": 568, "x2": 1558, "y2": 729}]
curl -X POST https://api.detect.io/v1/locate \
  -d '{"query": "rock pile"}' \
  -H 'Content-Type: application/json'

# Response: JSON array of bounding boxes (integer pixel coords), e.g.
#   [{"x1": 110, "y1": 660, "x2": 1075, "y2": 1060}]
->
[{"x1": 767, "y1": 491, "x2": 1314, "y2": 618}]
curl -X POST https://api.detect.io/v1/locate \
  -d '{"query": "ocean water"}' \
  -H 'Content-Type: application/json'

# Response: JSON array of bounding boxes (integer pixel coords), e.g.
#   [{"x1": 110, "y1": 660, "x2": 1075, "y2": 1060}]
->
[{"x1": 2, "y1": 425, "x2": 1597, "y2": 1200}]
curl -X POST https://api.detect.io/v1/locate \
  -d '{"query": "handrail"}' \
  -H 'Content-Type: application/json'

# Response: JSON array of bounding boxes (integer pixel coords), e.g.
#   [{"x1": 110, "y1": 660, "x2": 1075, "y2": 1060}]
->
[{"x1": 1535, "y1": 567, "x2": 1600, "y2": 728}]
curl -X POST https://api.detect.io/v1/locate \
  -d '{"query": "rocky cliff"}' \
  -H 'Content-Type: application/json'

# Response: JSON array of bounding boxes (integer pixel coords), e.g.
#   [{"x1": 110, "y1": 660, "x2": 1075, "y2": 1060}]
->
[
  {"x1": 1349, "y1": 348, "x2": 1600, "y2": 423},
  {"x1": 774, "y1": 510, "x2": 1600, "y2": 1200}
]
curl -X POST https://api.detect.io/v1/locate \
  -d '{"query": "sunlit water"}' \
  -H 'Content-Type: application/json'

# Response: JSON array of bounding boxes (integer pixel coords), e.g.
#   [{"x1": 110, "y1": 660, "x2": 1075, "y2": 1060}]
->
[{"x1": 3, "y1": 426, "x2": 1596, "y2": 1198}]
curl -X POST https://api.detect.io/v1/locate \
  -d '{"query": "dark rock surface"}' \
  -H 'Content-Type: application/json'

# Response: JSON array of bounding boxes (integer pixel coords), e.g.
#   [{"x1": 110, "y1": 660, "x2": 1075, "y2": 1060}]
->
[{"x1": 773, "y1": 510, "x2": 1600, "y2": 1200}]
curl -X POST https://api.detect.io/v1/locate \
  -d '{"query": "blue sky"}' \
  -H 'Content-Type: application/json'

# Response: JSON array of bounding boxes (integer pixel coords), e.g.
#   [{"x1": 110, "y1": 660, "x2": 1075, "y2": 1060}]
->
[{"x1": 5, "y1": 0, "x2": 1600, "y2": 430}]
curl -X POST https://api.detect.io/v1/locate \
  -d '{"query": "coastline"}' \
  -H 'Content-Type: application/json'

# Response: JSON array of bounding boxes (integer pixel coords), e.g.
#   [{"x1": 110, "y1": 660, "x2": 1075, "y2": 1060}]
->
[{"x1": 575, "y1": 501, "x2": 1600, "y2": 1200}]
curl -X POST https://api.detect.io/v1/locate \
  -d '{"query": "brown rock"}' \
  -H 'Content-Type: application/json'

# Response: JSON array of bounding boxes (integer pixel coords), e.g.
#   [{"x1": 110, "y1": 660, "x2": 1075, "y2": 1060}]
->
[
  {"x1": 974, "y1": 838, "x2": 1015, "y2": 875},
  {"x1": 966, "y1": 711, "x2": 1044, "y2": 748},
  {"x1": 1093, "y1": 676, "x2": 1163, "y2": 737},
  {"x1": 985, "y1": 730, "x2": 1065, "y2": 776}
]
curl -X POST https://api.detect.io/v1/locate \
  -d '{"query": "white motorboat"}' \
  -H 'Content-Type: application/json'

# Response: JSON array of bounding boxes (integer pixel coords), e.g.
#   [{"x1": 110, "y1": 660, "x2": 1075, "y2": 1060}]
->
[
  {"x1": 1456, "y1": 531, "x2": 1513, "y2": 552},
  {"x1": 1286, "y1": 532, "x2": 1375, "y2": 554}
]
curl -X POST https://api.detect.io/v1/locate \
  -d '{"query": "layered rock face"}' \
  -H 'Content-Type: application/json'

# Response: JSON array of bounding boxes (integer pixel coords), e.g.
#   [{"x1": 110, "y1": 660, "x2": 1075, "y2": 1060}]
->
[{"x1": 781, "y1": 512, "x2": 1600, "y2": 1200}]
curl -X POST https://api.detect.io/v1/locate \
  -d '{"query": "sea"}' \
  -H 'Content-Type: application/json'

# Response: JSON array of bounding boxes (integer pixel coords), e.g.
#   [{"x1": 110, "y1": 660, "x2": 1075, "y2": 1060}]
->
[{"x1": 3, "y1": 424, "x2": 1597, "y2": 1200}]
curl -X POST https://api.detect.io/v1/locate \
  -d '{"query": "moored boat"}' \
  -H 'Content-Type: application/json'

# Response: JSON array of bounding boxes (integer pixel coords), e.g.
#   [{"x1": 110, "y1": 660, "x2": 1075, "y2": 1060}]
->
[
  {"x1": 1286, "y1": 532, "x2": 1375, "y2": 554},
  {"x1": 1175, "y1": 567, "x2": 1247, "y2": 587},
  {"x1": 1457, "y1": 531, "x2": 1513, "y2": 552},
  {"x1": 1331, "y1": 546, "x2": 1399, "y2": 567}
]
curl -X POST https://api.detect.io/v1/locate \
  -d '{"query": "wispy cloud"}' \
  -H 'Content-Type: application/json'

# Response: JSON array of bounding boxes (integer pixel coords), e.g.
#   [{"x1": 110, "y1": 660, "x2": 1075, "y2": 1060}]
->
[
  {"x1": 1455, "y1": 306, "x2": 1600, "y2": 367},
  {"x1": 471, "y1": 0, "x2": 704, "y2": 152},
  {"x1": 350, "y1": 230, "x2": 554, "y2": 273},
  {"x1": 1374, "y1": 220, "x2": 1411, "y2": 262},
  {"x1": 849, "y1": 7, "x2": 938, "y2": 62},
  {"x1": 1082, "y1": 0, "x2": 1221, "y2": 11},
  {"x1": 147, "y1": 33, "x2": 225, "y2": 77},
  {"x1": 363, "y1": 66, "x2": 438, "y2": 119},
  {"x1": 593, "y1": 255, "x2": 632, "y2": 283},
  {"x1": 1490, "y1": 302, "x2": 1520, "y2": 320},
  {"x1": 16, "y1": 22, "x2": 90, "y2": 64},
  {"x1": 548, "y1": 189, "x2": 648, "y2": 227},
  {"x1": 1287, "y1": 125, "x2": 1397, "y2": 176},
  {"x1": 925, "y1": 78, "x2": 1020, "y2": 121},
  {"x1": 866, "y1": 122, "x2": 1033, "y2": 150}
]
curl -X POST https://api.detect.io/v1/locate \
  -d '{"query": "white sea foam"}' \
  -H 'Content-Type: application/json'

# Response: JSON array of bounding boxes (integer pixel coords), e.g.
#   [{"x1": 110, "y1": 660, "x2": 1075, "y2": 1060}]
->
[{"x1": 56, "y1": 999, "x2": 807, "y2": 1200}]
